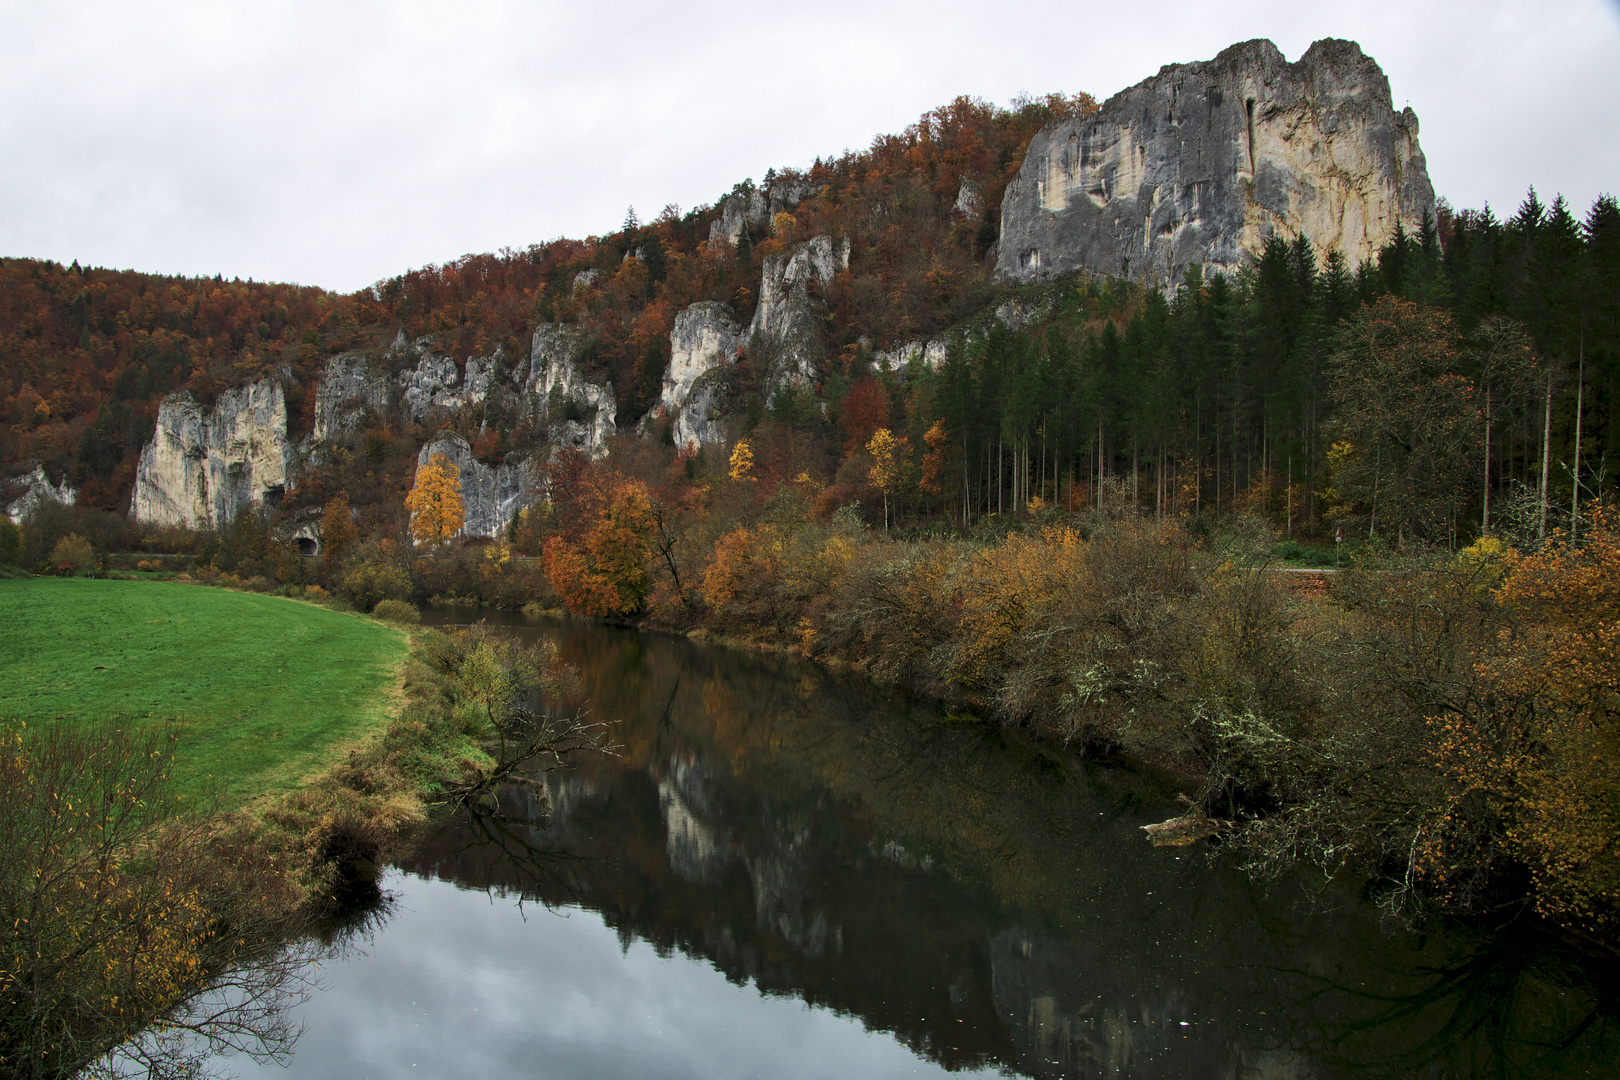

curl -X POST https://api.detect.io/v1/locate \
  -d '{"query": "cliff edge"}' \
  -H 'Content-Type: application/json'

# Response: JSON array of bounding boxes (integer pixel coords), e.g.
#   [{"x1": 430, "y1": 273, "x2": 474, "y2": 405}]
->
[{"x1": 995, "y1": 39, "x2": 1434, "y2": 286}]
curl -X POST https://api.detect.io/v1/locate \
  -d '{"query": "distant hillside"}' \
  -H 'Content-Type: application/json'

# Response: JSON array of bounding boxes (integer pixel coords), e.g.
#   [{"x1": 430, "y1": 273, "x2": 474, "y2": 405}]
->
[
  {"x1": 2, "y1": 89, "x2": 1094, "y2": 513},
  {"x1": 3, "y1": 36, "x2": 1613, "y2": 554}
]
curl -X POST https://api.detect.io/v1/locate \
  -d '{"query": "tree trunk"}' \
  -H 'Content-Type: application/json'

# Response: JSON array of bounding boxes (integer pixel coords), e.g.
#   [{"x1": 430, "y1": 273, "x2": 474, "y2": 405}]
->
[
  {"x1": 1540, "y1": 369, "x2": 1553, "y2": 542},
  {"x1": 1572, "y1": 332, "x2": 1584, "y2": 540},
  {"x1": 1482, "y1": 386, "x2": 1492, "y2": 535}
]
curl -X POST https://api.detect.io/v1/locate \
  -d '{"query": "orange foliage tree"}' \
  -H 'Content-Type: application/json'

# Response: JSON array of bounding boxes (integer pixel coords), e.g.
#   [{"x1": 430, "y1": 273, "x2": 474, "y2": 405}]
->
[
  {"x1": 919, "y1": 418, "x2": 948, "y2": 496},
  {"x1": 320, "y1": 492, "x2": 356, "y2": 573},
  {"x1": 405, "y1": 453, "x2": 464, "y2": 545},
  {"x1": 542, "y1": 474, "x2": 657, "y2": 617},
  {"x1": 1425, "y1": 508, "x2": 1620, "y2": 931}
]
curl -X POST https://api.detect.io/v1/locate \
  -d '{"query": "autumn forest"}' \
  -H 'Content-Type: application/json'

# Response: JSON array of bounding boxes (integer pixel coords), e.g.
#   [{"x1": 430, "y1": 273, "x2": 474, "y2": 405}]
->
[{"x1": 4, "y1": 87, "x2": 1620, "y2": 956}]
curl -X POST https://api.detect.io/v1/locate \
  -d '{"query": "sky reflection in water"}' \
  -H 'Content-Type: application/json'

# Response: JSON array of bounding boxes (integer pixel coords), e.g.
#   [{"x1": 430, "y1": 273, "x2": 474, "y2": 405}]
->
[
  {"x1": 222, "y1": 614, "x2": 1613, "y2": 1078},
  {"x1": 230, "y1": 870, "x2": 992, "y2": 1080}
]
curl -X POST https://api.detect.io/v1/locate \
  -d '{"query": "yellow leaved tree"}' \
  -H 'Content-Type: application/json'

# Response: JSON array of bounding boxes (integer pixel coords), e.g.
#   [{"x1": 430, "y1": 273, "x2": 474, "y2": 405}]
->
[
  {"x1": 728, "y1": 439, "x2": 755, "y2": 482},
  {"x1": 1424, "y1": 506, "x2": 1620, "y2": 931},
  {"x1": 867, "y1": 428, "x2": 906, "y2": 530},
  {"x1": 406, "y1": 452, "x2": 464, "y2": 545}
]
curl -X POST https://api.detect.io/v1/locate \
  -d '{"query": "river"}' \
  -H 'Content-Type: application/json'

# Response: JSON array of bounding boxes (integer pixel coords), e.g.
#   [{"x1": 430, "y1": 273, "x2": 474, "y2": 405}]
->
[{"x1": 224, "y1": 610, "x2": 1613, "y2": 1079}]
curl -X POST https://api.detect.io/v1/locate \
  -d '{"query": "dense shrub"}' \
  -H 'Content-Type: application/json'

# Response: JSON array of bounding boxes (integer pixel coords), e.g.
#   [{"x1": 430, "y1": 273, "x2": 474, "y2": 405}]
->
[
  {"x1": 49, "y1": 532, "x2": 97, "y2": 576},
  {"x1": 336, "y1": 540, "x2": 412, "y2": 612},
  {"x1": 372, "y1": 599, "x2": 421, "y2": 624}
]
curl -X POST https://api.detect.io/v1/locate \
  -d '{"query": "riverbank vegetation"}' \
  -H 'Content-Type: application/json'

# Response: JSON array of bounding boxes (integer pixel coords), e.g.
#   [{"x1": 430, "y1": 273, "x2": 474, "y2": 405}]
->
[{"x1": 0, "y1": 578, "x2": 593, "y2": 1077}]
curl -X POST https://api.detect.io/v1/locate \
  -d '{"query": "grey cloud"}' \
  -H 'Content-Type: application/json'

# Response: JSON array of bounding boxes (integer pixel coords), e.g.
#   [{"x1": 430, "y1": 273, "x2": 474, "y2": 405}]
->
[{"x1": 2, "y1": 0, "x2": 1616, "y2": 292}]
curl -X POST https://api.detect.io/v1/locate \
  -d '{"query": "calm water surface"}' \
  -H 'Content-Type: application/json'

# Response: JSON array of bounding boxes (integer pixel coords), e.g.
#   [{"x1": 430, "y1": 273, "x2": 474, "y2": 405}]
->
[{"x1": 228, "y1": 610, "x2": 1614, "y2": 1078}]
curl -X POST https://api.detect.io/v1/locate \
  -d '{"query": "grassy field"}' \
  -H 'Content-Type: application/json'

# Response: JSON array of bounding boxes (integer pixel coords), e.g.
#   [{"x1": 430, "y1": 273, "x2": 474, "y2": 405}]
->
[{"x1": 0, "y1": 578, "x2": 409, "y2": 805}]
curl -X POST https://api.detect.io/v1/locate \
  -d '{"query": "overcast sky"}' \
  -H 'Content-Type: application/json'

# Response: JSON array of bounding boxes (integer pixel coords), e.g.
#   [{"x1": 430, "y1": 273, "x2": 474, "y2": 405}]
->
[{"x1": 3, "y1": 0, "x2": 1617, "y2": 293}]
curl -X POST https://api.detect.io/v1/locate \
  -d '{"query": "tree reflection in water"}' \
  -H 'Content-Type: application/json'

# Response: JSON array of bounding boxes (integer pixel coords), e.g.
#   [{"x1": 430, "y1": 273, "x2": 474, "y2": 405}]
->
[{"x1": 383, "y1": 613, "x2": 1618, "y2": 1077}]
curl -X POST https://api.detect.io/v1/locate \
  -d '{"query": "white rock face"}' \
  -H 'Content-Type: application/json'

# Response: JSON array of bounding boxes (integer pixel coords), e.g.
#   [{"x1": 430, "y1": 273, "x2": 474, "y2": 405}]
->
[
  {"x1": 649, "y1": 302, "x2": 743, "y2": 448},
  {"x1": 996, "y1": 38, "x2": 1435, "y2": 285},
  {"x1": 750, "y1": 235, "x2": 850, "y2": 396},
  {"x1": 953, "y1": 179, "x2": 982, "y2": 220},
  {"x1": 706, "y1": 180, "x2": 820, "y2": 246},
  {"x1": 873, "y1": 339, "x2": 950, "y2": 372},
  {"x1": 311, "y1": 355, "x2": 392, "y2": 443},
  {"x1": 400, "y1": 352, "x2": 494, "y2": 419},
  {"x1": 312, "y1": 343, "x2": 500, "y2": 444},
  {"x1": 708, "y1": 188, "x2": 768, "y2": 245},
  {"x1": 414, "y1": 430, "x2": 534, "y2": 539},
  {"x1": 132, "y1": 380, "x2": 290, "y2": 528},
  {"x1": 524, "y1": 325, "x2": 617, "y2": 459},
  {"x1": 4, "y1": 465, "x2": 76, "y2": 523}
]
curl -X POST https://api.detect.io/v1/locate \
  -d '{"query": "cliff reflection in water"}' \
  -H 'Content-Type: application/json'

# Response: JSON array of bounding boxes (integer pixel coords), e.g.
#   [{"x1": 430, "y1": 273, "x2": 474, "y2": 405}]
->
[{"x1": 405, "y1": 613, "x2": 1616, "y2": 1079}]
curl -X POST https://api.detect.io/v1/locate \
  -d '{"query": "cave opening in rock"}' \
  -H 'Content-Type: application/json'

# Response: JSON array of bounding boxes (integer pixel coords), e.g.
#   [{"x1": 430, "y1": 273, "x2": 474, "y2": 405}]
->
[{"x1": 297, "y1": 537, "x2": 317, "y2": 556}]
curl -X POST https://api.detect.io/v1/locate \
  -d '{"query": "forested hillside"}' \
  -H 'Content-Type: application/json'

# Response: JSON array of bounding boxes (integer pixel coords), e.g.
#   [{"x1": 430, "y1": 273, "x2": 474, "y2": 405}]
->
[
  {"x1": 1, "y1": 92, "x2": 1095, "y2": 516},
  {"x1": 4, "y1": 117, "x2": 1614, "y2": 550}
]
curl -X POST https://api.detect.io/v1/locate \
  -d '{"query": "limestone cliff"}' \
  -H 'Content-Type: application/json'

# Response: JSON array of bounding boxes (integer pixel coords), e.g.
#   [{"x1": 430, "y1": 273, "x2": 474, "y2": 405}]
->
[
  {"x1": 414, "y1": 430, "x2": 534, "y2": 539},
  {"x1": 523, "y1": 324, "x2": 617, "y2": 458},
  {"x1": 749, "y1": 235, "x2": 850, "y2": 396},
  {"x1": 996, "y1": 38, "x2": 1434, "y2": 286},
  {"x1": 4, "y1": 465, "x2": 76, "y2": 523},
  {"x1": 649, "y1": 302, "x2": 743, "y2": 448},
  {"x1": 310, "y1": 354, "x2": 392, "y2": 443},
  {"x1": 132, "y1": 379, "x2": 290, "y2": 528},
  {"x1": 311, "y1": 337, "x2": 502, "y2": 444}
]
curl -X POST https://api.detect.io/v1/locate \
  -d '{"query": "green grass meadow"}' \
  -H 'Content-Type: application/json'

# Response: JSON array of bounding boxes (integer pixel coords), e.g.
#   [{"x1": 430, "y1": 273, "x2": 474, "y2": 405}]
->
[{"x1": 0, "y1": 578, "x2": 409, "y2": 805}]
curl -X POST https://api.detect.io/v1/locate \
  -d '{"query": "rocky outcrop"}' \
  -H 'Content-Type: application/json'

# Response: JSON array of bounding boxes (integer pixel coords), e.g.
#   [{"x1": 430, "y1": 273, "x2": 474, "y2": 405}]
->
[
  {"x1": 132, "y1": 379, "x2": 290, "y2": 528},
  {"x1": 649, "y1": 302, "x2": 743, "y2": 448},
  {"x1": 952, "y1": 179, "x2": 982, "y2": 220},
  {"x1": 310, "y1": 354, "x2": 392, "y2": 443},
  {"x1": 749, "y1": 235, "x2": 849, "y2": 396},
  {"x1": 996, "y1": 38, "x2": 1434, "y2": 286},
  {"x1": 709, "y1": 188, "x2": 767, "y2": 246},
  {"x1": 523, "y1": 325, "x2": 617, "y2": 458},
  {"x1": 414, "y1": 430, "x2": 534, "y2": 539},
  {"x1": 873, "y1": 339, "x2": 950, "y2": 372},
  {"x1": 4, "y1": 465, "x2": 76, "y2": 523},
  {"x1": 707, "y1": 179, "x2": 821, "y2": 245},
  {"x1": 311, "y1": 340, "x2": 500, "y2": 443},
  {"x1": 399, "y1": 352, "x2": 494, "y2": 421}
]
